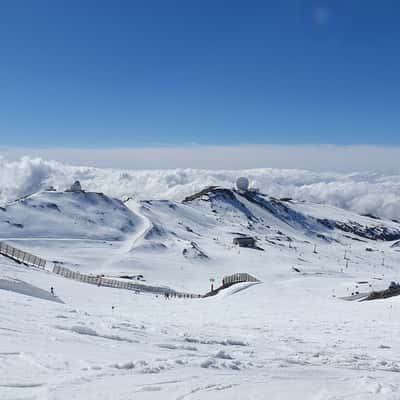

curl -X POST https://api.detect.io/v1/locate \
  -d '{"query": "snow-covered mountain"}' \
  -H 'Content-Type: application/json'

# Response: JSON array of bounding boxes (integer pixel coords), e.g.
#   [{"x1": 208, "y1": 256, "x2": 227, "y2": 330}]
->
[
  {"x1": 2, "y1": 184, "x2": 400, "y2": 399},
  {"x1": 2, "y1": 185, "x2": 399, "y2": 266},
  {"x1": 0, "y1": 191, "x2": 138, "y2": 240},
  {"x1": 2, "y1": 156, "x2": 400, "y2": 221},
  {"x1": 142, "y1": 186, "x2": 400, "y2": 253},
  {"x1": 1, "y1": 185, "x2": 399, "y2": 280}
]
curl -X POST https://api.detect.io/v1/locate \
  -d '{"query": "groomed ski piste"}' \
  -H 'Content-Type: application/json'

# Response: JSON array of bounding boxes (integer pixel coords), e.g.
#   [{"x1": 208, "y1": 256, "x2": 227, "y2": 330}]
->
[{"x1": 2, "y1": 181, "x2": 400, "y2": 399}]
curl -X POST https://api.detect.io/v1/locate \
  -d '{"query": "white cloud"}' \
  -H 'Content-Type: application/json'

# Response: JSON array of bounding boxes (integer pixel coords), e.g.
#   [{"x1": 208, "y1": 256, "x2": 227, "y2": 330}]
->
[
  {"x1": 1, "y1": 144, "x2": 400, "y2": 172},
  {"x1": 1, "y1": 152, "x2": 400, "y2": 221}
]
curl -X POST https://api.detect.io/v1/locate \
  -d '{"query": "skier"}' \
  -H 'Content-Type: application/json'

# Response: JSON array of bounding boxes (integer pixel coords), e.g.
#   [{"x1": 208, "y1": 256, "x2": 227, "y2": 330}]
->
[{"x1": 50, "y1": 286, "x2": 54, "y2": 296}]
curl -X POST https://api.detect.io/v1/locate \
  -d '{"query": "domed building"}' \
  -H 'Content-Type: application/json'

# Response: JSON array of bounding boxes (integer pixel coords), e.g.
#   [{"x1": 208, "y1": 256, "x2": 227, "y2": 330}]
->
[{"x1": 65, "y1": 181, "x2": 83, "y2": 192}]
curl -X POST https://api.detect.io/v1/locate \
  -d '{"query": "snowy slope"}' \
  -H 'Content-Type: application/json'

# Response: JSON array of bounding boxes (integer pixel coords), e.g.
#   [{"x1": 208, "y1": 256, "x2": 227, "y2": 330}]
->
[
  {"x1": 0, "y1": 191, "x2": 139, "y2": 240},
  {"x1": 2, "y1": 185, "x2": 400, "y2": 399},
  {"x1": 140, "y1": 187, "x2": 400, "y2": 250},
  {"x1": 2, "y1": 236, "x2": 400, "y2": 400},
  {"x1": 290, "y1": 199, "x2": 400, "y2": 240}
]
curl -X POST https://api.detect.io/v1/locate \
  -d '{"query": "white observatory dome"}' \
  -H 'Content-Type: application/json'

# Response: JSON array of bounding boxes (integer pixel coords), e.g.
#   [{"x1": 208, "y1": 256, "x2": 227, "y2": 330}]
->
[
  {"x1": 236, "y1": 177, "x2": 249, "y2": 191},
  {"x1": 70, "y1": 181, "x2": 82, "y2": 192}
]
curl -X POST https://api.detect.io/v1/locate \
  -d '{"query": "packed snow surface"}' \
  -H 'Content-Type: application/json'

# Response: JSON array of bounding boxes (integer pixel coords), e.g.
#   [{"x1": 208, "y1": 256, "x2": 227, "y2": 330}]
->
[{"x1": 1, "y1": 180, "x2": 400, "y2": 398}]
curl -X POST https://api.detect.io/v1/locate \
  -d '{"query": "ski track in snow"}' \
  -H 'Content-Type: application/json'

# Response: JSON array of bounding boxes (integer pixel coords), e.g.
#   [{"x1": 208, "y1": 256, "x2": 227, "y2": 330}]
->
[{"x1": 99, "y1": 200, "x2": 152, "y2": 269}]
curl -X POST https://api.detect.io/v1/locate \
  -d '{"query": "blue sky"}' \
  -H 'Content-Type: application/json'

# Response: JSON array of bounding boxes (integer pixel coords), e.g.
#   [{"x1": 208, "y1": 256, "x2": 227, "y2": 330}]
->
[{"x1": 1, "y1": 0, "x2": 399, "y2": 148}]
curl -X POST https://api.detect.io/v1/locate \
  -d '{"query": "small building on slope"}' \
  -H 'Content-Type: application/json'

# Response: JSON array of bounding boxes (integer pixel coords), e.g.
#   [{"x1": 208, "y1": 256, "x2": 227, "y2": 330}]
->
[{"x1": 233, "y1": 236, "x2": 256, "y2": 248}]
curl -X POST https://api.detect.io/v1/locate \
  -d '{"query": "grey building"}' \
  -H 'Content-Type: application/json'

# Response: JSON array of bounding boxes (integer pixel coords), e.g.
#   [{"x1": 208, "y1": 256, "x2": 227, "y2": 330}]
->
[
  {"x1": 233, "y1": 236, "x2": 256, "y2": 248},
  {"x1": 65, "y1": 181, "x2": 83, "y2": 192}
]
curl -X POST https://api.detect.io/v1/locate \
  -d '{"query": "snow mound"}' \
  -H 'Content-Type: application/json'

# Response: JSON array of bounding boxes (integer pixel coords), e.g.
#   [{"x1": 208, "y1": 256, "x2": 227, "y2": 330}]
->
[
  {"x1": 182, "y1": 241, "x2": 209, "y2": 260},
  {"x1": 219, "y1": 281, "x2": 261, "y2": 297},
  {"x1": 55, "y1": 325, "x2": 137, "y2": 343},
  {"x1": 391, "y1": 241, "x2": 400, "y2": 250}
]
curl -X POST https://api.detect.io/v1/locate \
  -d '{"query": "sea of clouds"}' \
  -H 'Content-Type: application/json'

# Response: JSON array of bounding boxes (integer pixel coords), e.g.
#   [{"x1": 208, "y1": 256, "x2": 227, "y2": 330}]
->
[{"x1": 1, "y1": 156, "x2": 400, "y2": 220}]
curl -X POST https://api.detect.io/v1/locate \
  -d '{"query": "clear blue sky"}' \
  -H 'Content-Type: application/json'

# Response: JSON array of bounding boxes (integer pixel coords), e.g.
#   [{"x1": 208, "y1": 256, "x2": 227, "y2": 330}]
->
[{"x1": 1, "y1": 0, "x2": 399, "y2": 147}]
